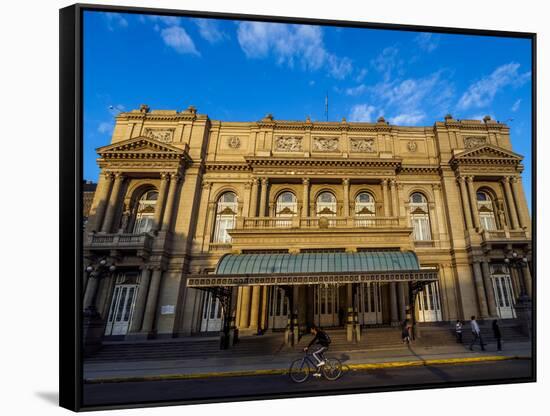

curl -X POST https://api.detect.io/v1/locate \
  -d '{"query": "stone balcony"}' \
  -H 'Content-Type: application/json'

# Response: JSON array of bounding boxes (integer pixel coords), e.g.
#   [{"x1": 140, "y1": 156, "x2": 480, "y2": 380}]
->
[
  {"x1": 226, "y1": 216, "x2": 414, "y2": 252},
  {"x1": 84, "y1": 232, "x2": 154, "y2": 258},
  {"x1": 480, "y1": 228, "x2": 531, "y2": 245}
]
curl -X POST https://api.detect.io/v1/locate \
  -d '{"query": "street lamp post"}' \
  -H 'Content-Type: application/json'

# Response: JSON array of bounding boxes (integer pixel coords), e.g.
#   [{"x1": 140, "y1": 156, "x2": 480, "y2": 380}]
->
[
  {"x1": 504, "y1": 251, "x2": 531, "y2": 338},
  {"x1": 83, "y1": 257, "x2": 116, "y2": 356}
]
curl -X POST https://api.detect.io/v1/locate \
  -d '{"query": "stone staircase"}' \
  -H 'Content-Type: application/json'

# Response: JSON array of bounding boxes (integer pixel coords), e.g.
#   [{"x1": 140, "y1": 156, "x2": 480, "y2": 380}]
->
[{"x1": 85, "y1": 321, "x2": 529, "y2": 363}]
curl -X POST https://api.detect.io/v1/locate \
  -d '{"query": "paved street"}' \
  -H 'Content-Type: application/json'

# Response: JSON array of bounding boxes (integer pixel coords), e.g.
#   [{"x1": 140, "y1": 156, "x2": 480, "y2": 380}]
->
[{"x1": 83, "y1": 358, "x2": 532, "y2": 407}]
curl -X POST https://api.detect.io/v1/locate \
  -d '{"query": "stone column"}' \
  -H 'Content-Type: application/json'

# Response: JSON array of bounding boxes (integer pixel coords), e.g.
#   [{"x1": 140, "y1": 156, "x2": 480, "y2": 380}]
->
[
  {"x1": 457, "y1": 176, "x2": 473, "y2": 230},
  {"x1": 472, "y1": 261, "x2": 489, "y2": 318},
  {"x1": 480, "y1": 261, "x2": 497, "y2": 317},
  {"x1": 249, "y1": 178, "x2": 259, "y2": 217},
  {"x1": 101, "y1": 172, "x2": 124, "y2": 233},
  {"x1": 511, "y1": 177, "x2": 531, "y2": 231},
  {"x1": 302, "y1": 178, "x2": 310, "y2": 217},
  {"x1": 239, "y1": 286, "x2": 252, "y2": 328},
  {"x1": 90, "y1": 172, "x2": 114, "y2": 232},
  {"x1": 390, "y1": 179, "x2": 398, "y2": 217},
  {"x1": 161, "y1": 173, "x2": 180, "y2": 232},
  {"x1": 259, "y1": 178, "x2": 269, "y2": 217},
  {"x1": 382, "y1": 179, "x2": 391, "y2": 217},
  {"x1": 432, "y1": 184, "x2": 448, "y2": 241},
  {"x1": 249, "y1": 286, "x2": 261, "y2": 331},
  {"x1": 260, "y1": 286, "x2": 268, "y2": 331},
  {"x1": 466, "y1": 176, "x2": 481, "y2": 230},
  {"x1": 342, "y1": 178, "x2": 350, "y2": 217},
  {"x1": 152, "y1": 173, "x2": 170, "y2": 232},
  {"x1": 140, "y1": 268, "x2": 163, "y2": 334},
  {"x1": 502, "y1": 177, "x2": 520, "y2": 230},
  {"x1": 397, "y1": 282, "x2": 406, "y2": 321},
  {"x1": 83, "y1": 274, "x2": 99, "y2": 310},
  {"x1": 522, "y1": 262, "x2": 533, "y2": 298},
  {"x1": 129, "y1": 267, "x2": 152, "y2": 332},
  {"x1": 390, "y1": 282, "x2": 399, "y2": 324}
]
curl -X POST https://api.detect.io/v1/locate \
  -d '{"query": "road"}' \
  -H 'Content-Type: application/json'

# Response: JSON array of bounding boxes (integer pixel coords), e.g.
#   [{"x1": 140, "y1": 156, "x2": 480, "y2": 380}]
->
[{"x1": 83, "y1": 359, "x2": 533, "y2": 408}]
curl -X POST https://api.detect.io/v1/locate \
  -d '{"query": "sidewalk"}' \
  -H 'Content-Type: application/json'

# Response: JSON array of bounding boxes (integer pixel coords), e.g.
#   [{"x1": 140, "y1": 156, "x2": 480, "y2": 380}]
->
[{"x1": 84, "y1": 340, "x2": 532, "y2": 383}]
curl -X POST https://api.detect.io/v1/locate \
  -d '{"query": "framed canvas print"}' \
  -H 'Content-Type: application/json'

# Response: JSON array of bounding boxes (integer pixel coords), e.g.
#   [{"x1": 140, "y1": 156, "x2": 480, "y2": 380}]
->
[{"x1": 59, "y1": 3, "x2": 536, "y2": 411}]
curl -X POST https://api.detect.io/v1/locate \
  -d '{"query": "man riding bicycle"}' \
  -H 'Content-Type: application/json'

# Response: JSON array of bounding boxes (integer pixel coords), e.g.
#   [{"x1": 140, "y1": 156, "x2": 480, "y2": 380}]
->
[{"x1": 303, "y1": 325, "x2": 331, "y2": 376}]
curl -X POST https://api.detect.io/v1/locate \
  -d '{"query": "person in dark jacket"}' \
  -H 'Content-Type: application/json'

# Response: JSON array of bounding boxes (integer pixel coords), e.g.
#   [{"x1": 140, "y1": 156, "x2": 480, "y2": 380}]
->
[
  {"x1": 402, "y1": 319, "x2": 411, "y2": 344},
  {"x1": 304, "y1": 325, "x2": 331, "y2": 372},
  {"x1": 492, "y1": 320, "x2": 502, "y2": 351}
]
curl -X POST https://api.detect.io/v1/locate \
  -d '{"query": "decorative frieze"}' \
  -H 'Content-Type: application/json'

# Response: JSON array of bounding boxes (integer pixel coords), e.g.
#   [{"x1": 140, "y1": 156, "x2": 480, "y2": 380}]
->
[
  {"x1": 227, "y1": 136, "x2": 241, "y2": 149},
  {"x1": 464, "y1": 136, "x2": 487, "y2": 149},
  {"x1": 350, "y1": 138, "x2": 376, "y2": 153},
  {"x1": 144, "y1": 128, "x2": 175, "y2": 143},
  {"x1": 313, "y1": 137, "x2": 339, "y2": 152},
  {"x1": 274, "y1": 136, "x2": 303, "y2": 152},
  {"x1": 407, "y1": 141, "x2": 418, "y2": 152}
]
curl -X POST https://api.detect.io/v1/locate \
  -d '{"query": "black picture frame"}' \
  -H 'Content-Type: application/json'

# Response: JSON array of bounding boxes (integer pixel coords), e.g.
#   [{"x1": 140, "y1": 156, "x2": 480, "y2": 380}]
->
[{"x1": 60, "y1": 3, "x2": 536, "y2": 411}]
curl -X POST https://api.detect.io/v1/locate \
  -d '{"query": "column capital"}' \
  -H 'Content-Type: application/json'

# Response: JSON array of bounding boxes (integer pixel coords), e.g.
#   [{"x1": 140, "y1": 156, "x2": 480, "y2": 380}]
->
[
  {"x1": 302, "y1": 177, "x2": 310, "y2": 185},
  {"x1": 244, "y1": 181, "x2": 252, "y2": 190},
  {"x1": 160, "y1": 172, "x2": 171, "y2": 180},
  {"x1": 261, "y1": 177, "x2": 269, "y2": 186},
  {"x1": 342, "y1": 178, "x2": 350, "y2": 186},
  {"x1": 501, "y1": 176, "x2": 511, "y2": 184},
  {"x1": 510, "y1": 176, "x2": 519, "y2": 184},
  {"x1": 381, "y1": 178, "x2": 388, "y2": 186},
  {"x1": 432, "y1": 183, "x2": 441, "y2": 192},
  {"x1": 466, "y1": 176, "x2": 474, "y2": 184},
  {"x1": 389, "y1": 179, "x2": 397, "y2": 187},
  {"x1": 251, "y1": 177, "x2": 259, "y2": 186},
  {"x1": 456, "y1": 175, "x2": 466, "y2": 184},
  {"x1": 202, "y1": 180, "x2": 212, "y2": 190},
  {"x1": 170, "y1": 172, "x2": 182, "y2": 182},
  {"x1": 102, "y1": 171, "x2": 114, "y2": 181}
]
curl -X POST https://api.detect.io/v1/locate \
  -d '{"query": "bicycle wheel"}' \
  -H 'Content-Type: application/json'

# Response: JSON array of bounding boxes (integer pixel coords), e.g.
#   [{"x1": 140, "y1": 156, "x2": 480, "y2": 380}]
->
[
  {"x1": 289, "y1": 358, "x2": 312, "y2": 383},
  {"x1": 322, "y1": 358, "x2": 343, "y2": 381}
]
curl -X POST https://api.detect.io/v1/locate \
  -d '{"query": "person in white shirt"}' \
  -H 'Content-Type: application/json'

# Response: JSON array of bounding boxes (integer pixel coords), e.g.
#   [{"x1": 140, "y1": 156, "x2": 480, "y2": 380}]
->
[
  {"x1": 455, "y1": 320, "x2": 463, "y2": 343},
  {"x1": 469, "y1": 315, "x2": 486, "y2": 351}
]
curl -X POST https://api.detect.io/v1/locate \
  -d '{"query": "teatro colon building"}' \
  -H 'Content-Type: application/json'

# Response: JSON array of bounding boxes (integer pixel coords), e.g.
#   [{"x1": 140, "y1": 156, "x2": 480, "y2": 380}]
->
[{"x1": 82, "y1": 104, "x2": 532, "y2": 345}]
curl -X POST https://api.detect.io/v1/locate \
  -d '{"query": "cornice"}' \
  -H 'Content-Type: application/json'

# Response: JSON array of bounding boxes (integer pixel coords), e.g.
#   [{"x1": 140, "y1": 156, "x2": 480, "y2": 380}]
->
[{"x1": 245, "y1": 156, "x2": 402, "y2": 169}]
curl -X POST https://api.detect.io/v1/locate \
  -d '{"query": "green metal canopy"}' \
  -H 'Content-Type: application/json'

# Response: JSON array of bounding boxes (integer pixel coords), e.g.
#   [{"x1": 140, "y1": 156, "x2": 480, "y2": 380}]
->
[{"x1": 216, "y1": 251, "x2": 420, "y2": 275}]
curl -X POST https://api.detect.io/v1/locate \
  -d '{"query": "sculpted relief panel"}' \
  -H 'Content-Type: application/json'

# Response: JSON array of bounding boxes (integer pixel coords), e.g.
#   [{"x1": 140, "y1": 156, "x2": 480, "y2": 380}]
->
[
  {"x1": 464, "y1": 136, "x2": 487, "y2": 149},
  {"x1": 313, "y1": 137, "x2": 339, "y2": 152},
  {"x1": 144, "y1": 128, "x2": 175, "y2": 143},
  {"x1": 275, "y1": 136, "x2": 303, "y2": 152},
  {"x1": 350, "y1": 138, "x2": 375, "y2": 153}
]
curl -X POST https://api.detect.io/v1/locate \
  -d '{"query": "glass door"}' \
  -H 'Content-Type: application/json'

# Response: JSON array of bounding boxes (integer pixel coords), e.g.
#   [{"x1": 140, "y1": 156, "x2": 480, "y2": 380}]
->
[
  {"x1": 200, "y1": 292, "x2": 223, "y2": 332},
  {"x1": 491, "y1": 265, "x2": 516, "y2": 318},
  {"x1": 268, "y1": 286, "x2": 289, "y2": 329},
  {"x1": 416, "y1": 281, "x2": 442, "y2": 322},
  {"x1": 314, "y1": 284, "x2": 340, "y2": 327},
  {"x1": 104, "y1": 279, "x2": 139, "y2": 336},
  {"x1": 357, "y1": 283, "x2": 382, "y2": 324}
]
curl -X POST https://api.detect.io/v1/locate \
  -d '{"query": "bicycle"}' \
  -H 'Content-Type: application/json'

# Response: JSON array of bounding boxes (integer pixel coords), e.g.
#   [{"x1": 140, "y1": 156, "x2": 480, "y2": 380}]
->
[{"x1": 289, "y1": 349, "x2": 343, "y2": 383}]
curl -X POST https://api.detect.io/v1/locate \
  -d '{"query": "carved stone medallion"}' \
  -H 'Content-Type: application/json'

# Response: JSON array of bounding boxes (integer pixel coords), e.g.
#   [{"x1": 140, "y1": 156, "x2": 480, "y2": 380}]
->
[
  {"x1": 313, "y1": 137, "x2": 339, "y2": 152},
  {"x1": 275, "y1": 136, "x2": 303, "y2": 152},
  {"x1": 227, "y1": 136, "x2": 241, "y2": 149},
  {"x1": 464, "y1": 136, "x2": 487, "y2": 149},
  {"x1": 350, "y1": 138, "x2": 375, "y2": 153},
  {"x1": 144, "y1": 128, "x2": 175, "y2": 143},
  {"x1": 407, "y1": 141, "x2": 417, "y2": 152}
]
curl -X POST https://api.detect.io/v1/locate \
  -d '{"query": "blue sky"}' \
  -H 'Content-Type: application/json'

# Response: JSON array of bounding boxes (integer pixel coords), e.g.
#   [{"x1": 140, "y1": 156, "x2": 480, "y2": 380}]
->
[{"x1": 83, "y1": 11, "x2": 533, "y2": 210}]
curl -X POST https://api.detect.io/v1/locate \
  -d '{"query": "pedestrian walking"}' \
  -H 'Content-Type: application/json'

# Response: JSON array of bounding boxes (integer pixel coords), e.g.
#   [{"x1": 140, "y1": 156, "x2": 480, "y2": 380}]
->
[
  {"x1": 469, "y1": 315, "x2": 486, "y2": 351},
  {"x1": 455, "y1": 320, "x2": 463, "y2": 343},
  {"x1": 492, "y1": 320, "x2": 502, "y2": 351},
  {"x1": 402, "y1": 319, "x2": 411, "y2": 344}
]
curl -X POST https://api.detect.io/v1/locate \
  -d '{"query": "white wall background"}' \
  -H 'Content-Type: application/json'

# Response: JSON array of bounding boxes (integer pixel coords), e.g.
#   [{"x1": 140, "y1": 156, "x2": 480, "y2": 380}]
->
[{"x1": 0, "y1": 0, "x2": 546, "y2": 415}]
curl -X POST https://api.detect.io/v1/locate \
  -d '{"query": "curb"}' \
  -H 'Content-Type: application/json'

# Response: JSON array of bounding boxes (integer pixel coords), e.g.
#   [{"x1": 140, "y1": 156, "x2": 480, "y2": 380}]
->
[{"x1": 84, "y1": 355, "x2": 529, "y2": 384}]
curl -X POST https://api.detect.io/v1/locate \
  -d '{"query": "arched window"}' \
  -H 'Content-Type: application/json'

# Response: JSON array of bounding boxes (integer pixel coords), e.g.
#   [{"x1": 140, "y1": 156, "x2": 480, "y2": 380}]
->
[
  {"x1": 477, "y1": 191, "x2": 497, "y2": 230},
  {"x1": 213, "y1": 192, "x2": 238, "y2": 243},
  {"x1": 355, "y1": 192, "x2": 376, "y2": 226},
  {"x1": 275, "y1": 191, "x2": 297, "y2": 217},
  {"x1": 409, "y1": 192, "x2": 431, "y2": 241},
  {"x1": 316, "y1": 191, "x2": 337, "y2": 217},
  {"x1": 132, "y1": 190, "x2": 158, "y2": 234},
  {"x1": 275, "y1": 191, "x2": 297, "y2": 227}
]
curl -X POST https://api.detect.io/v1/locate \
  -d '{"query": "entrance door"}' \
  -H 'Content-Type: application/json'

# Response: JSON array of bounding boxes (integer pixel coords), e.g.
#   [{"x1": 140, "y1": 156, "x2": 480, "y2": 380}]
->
[
  {"x1": 314, "y1": 284, "x2": 340, "y2": 327},
  {"x1": 491, "y1": 265, "x2": 516, "y2": 318},
  {"x1": 268, "y1": 286, "x2": 289, "y2": 329},
  {"x1": 357, "y1": 283, "x2": 382, "y2": 324},
  {"x1": 104, "y1": 274, "x2": 139, "y2": 336},
  {"x1": 200, "y1": 292, "x2": 223, "y2": 332},
  {"x1": 416, "y1": 281, "x2": 442, "y2": 322}
]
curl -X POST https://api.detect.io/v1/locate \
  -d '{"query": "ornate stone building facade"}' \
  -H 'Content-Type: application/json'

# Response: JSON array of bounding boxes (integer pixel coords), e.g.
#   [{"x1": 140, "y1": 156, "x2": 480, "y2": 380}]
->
[{"x1": 83, "y1": 105, "x2": 532, "y2": 341}]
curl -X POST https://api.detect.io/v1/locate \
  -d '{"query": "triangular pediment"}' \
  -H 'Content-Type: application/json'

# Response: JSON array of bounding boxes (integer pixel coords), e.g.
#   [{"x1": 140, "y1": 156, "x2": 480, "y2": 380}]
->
[
  {"x1": 97, "y1": 136, "x2": 184, "y2": 157},
  {"x1": 453, "y1": 144, "x2": 523, "y2": 162}
]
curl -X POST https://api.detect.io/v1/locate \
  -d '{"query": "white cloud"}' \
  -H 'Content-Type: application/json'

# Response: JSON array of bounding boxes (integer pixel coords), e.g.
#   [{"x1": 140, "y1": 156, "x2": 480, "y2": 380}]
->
[
  {"x1": 457, "y1": 62, "x2": 531, "y2": 110},
  {"x1": 236, "y1": 22, "x2": 352, "y2": 79},
  {"x1": 161, "y1": 26, "x2": 200, "y2": 55},
  {"x1": 355, "y1": 68, "x2": 368, "y2": 83},
  {"x1": 104, "y1": 12, "x2": 128, "y2": 31},
  {"x1": 345, "y1": 84, "x2": 367, "y2": 96},
  {"x1": 415, "y1": 33, "x2": 439, "y2": 52},
  {"x1": 97, "y1": 121, "x2": 114, "y2": 134},
  {"x1": 195, "y1": 19, "x2": 227, "y2": 43},
  {"x1": 371, "y1": 46, "x2": 402, "y2": 81},
  {"x1": 146, "y1": 15, "x2": 182, "y2": 26},
  {"x1": 349, "y1": 104, "x2": 377, "y2": 122},
  {"x1": 389, "y1": 112, "x2": 426, "y2": 125},
  {"x1": 511, "y1": 99, "x2": 522, "y2": 112}
]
